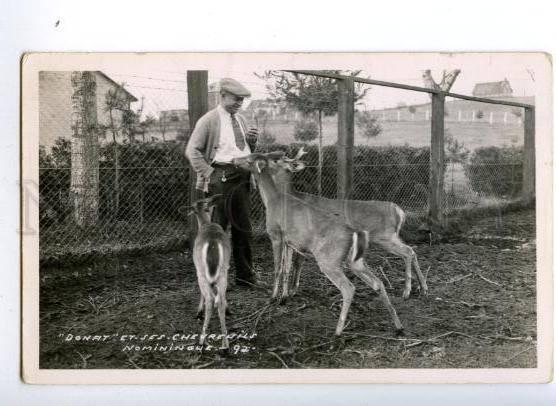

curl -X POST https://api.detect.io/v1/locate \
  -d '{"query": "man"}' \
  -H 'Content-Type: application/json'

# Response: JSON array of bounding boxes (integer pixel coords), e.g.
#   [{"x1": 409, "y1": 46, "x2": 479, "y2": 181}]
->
[{"x1": 185, "y1": 78, "x2": 259, "y2": 287}]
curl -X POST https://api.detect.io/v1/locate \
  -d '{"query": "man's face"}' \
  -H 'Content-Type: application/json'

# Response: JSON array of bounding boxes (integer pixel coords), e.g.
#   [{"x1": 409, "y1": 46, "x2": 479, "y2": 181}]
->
[{"x1": 221, "y1": 92, "x2": 244, "y2": 114}]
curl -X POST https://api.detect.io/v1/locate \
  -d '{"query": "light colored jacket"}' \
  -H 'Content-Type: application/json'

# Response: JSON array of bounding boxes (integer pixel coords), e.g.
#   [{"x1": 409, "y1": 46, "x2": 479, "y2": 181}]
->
[{"x1": 185, "y1": 108, "x2": 255, "y2": 191}]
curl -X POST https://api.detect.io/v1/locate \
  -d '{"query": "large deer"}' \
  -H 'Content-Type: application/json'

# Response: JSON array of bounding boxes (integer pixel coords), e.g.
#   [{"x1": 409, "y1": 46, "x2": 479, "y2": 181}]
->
[
  {"x1": 268, "y1": 148, "x2": 428, "y2": 301},
  {"x1": 232, "y1": 153, "x2": 404, "y2": 336},
  {"x1": 188, "y1": 195, "x2": 231, "y2": 350}
]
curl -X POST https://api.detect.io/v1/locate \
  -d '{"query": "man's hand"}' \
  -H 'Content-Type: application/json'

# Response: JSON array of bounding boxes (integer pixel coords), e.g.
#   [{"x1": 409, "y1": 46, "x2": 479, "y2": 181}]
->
[{"x1": 246, "y1": 127, "x2": 259, "y2": 139}]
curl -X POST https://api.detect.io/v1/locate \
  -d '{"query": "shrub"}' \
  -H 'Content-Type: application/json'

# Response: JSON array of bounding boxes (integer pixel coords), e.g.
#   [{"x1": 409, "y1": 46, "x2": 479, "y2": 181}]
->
[
  {"x1": 39, "y1": 139, "x2": 72, "y2": 223},
  {"x1": 355, "y1": 111, "x2": 382, "y2": 140},
  {"x1": 256, "y1": 142, "x2": 432, "y2": 204},
  {"x1": 41, "y1": 137, "x2": 435, "y2": 227},
  {"x1": 293, "y1": 119, "x2": 318, "y2": 142},
  {"x1": 39, "y1": 138, "x2": 190, "y2": 225},
  {"x1": 99, "y1": 142, "x2": 189, "y2": 221},
  {"x1": 463, "y1": 146, "x2": 523, "y2": 198},
  {"x1": 258, "y1": 130, "x2": 276, "y2": 145}
]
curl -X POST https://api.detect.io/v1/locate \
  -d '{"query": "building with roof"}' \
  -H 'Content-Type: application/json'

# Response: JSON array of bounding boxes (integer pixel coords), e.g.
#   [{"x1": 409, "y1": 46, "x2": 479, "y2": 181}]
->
[
  {"x1": 244, "y1": 99, "x2": 297, "y2": 121},
  {"x1": 472, "y1": 78, "x2": 513, "y2": 98},
  {"x1": 39, "y1": 71, "x2": 138, "y2": 148}
]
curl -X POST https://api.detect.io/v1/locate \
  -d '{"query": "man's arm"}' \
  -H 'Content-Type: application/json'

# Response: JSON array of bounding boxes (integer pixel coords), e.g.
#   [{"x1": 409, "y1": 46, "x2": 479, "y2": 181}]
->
[
  {"x1": 238, "y1": 114, "x2": 258, "y2": 152},
  {"x1": 185, "y1": 115, "x2": 214, "y2": 180}
]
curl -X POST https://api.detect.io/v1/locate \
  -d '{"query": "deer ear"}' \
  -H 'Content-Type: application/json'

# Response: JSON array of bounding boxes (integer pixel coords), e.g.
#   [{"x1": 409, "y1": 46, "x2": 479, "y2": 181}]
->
[{"x1": 255, "y1": 159, "x2": 267, "y2": 173}]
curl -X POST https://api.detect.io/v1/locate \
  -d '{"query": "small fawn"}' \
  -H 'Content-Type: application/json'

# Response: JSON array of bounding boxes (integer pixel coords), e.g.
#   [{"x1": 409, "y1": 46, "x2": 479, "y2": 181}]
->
[{"x1": 188, "y1": 195, "x2": 231, "y2": 350}]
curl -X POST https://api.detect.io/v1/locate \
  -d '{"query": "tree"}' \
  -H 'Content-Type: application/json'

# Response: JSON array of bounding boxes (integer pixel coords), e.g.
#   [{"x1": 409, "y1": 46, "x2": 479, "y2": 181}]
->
[
  {"x1": 140, "y1": 115, "x2": 156, "y2": 142},
  {"x1": 50, "y1": 138, "x2": 72, "y2": 167},
  {"x1": 103, "y1": 83, "x2": 136, "y2": 218},
  {"x1": 254, "y1": 109, "x2": 276, "y2": 145},
  {"x1": 70, "y1": 71, "x2": 100, "y2": 227},
  {"x1": 257, "y1": 70, "x2": 369, "y2": 195},
  {"x1": 355, "y1": 111, "x2": 382, "y2": 143},
  {"x1": 176, "y1": 126, "x2": 188, "y2": 142},
  {"x1": 294, "y1": 119, "x2": 318, "y2": 142},
  {"x1": 445, "y1": 130, "x2": 470, "y2": 201},
  {"x1": 422, "y1": 69, "x2": 461, "y2": 93},
  {"x1": 157, "y1": 115, "x2": 169, "y2": 142}
]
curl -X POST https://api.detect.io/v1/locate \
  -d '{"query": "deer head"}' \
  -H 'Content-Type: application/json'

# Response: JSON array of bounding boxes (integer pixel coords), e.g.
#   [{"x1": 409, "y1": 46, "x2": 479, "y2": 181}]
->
[
  {"x1": 187, "y1": 194, "x2": 222, "y2": 224},
  {"x1": 279, "y1": 147, "x2": 307, "y2": 173},
  {"x1": 232, "y1": 151, "x2": 285, "y2": 174}
]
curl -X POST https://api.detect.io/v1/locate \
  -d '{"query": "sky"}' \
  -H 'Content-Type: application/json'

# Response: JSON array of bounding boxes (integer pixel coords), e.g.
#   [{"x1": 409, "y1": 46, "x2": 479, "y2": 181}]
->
[{"x1": 102, "y1": 54, "x2": 540, "y2": 119}]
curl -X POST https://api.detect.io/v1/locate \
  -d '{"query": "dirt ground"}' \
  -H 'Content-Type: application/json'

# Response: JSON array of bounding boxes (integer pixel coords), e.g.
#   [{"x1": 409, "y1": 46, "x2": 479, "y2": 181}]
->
[{"x1": 39, "y1": 209, "x2": 537, "y2": 369}]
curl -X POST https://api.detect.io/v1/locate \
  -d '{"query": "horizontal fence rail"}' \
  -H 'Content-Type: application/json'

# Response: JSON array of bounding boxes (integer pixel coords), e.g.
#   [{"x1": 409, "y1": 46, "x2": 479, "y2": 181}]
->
[{"x1": 286, "y1": 70, "x2": 535, "y2": 109}]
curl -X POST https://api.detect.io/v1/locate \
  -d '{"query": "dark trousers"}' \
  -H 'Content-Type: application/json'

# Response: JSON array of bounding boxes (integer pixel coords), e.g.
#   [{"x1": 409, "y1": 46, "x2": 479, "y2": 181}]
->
[{"x1": 208, "y1": 169, "x2": 254, "y2": 281}]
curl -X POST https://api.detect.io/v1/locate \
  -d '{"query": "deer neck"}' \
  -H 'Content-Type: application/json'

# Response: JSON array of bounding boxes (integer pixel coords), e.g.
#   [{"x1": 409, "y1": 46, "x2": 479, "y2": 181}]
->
[
  {"x1": 272, "y1": 169, "x2": 294, "y2": 195},
  {"x1": 255, "y1": 170, "x2": 283, "y2": 210},
  {"x1": 194, "y1": 213, "x2": 211, "y2": 229}
]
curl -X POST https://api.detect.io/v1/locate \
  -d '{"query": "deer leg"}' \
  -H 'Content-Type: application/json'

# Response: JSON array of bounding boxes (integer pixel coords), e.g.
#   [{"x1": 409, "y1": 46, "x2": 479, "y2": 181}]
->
[
  {"x1": 411, "y1": 250, "x2": 428, "y2": 296},
  {"x1": 200, "y1": 293, "x2": 214, "y2": 346},
  {"x1": 280, "y1": 244, "x2": 293, "y2": 303},
  {"x1": 351, "y1": 258, "x2": 404, "y2": 333},
  {"x1": 316, "y1": 257, "x2": 355, "y2": 336},
  {"x1": 289, "y1": 251, "x2": 304, "y2": 296},
  {"x1": 376, "y1": 236, "x2": 427, "y2": 299},
  {"x1": 215, "y1": 286, "x2": 229, "y2": 350},
  {"x1": 270, "y1": 235, "x2": 284, "y2": 300},
  {"x1": 196, "y1": 295, "x2": 204, "y2": 320}
]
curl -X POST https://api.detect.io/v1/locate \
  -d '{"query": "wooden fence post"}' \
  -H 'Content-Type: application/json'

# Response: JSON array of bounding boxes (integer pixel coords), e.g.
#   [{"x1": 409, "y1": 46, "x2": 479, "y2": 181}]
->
[
  {"x1": 337, "y1": 77, "x2": 355, "y2": 200},
  {"x1": 186, "y1": 71, "x2": 209, "y2": 245},
  {"x1": 522, "y1": 107, "x2": 535, "y2": 203},
  {"x1": 429, "y1": 92, "x2": 445, "y2": 224}
]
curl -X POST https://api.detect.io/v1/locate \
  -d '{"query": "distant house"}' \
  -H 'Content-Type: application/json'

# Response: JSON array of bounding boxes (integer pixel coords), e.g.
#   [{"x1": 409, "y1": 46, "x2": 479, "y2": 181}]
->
[
  {"x1": 472, "y1": 78, "x2": 513, "y2": 98},
  {"x1": 245, "y1": 99, "x2": 293, "y2": 120},
  {"x1": 39, "y1": 71, "x2": 138, "y2": 148},
  {"x1": 143, "y1": 109, "x2": 190, "y2": 142},
  {"x1": 160, "y1": 109, "x2": 189, "y2": 123}
]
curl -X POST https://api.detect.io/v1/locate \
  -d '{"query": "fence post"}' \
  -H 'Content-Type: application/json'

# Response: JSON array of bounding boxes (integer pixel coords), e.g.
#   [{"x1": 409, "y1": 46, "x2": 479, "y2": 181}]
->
[
  {"x1": 429, "y1": 92, "x2": 445, "y2": 224},
  {"x1": 337, "y1": 77, "x2": 355, "y2": 200},
  {"x1": 186, "y1": 71, "x2": 209, "y2": 244},
  {"x1": 522, "y1": 107, "x2": 535, "y2": 203}
]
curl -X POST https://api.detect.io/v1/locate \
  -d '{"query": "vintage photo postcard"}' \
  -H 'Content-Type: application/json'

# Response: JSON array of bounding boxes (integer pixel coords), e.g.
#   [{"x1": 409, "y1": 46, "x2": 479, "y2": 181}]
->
[{"x1": 21, "y1": 52, "x2": 553, "y2": 384}]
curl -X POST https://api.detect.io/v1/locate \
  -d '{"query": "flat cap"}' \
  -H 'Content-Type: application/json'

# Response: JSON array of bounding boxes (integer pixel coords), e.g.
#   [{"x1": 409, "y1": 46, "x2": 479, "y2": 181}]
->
[{"x1": 219, "y1": 78, "x2": 251, "y2": 98}]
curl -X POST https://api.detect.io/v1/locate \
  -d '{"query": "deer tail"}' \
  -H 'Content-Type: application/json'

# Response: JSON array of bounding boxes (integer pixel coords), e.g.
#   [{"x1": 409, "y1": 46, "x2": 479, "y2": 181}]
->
[
  {"x1": 351, "y1": 230, "x2": 369, "y2": 263},
  {"x1": 202, "y1": 240, "x2": 222, "y2": 284}
]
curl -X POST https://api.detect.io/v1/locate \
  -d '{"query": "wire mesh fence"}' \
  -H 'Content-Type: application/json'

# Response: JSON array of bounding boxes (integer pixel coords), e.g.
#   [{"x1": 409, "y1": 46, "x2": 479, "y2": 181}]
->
[
  {"x1": 38, "y1": 69, "x2": 532, "y2": 263},
  {"x1": 442, "y1": 97, "x2": 526, "y2": 214},
  {"x1": 39, "y1": 143, "x2": 191, "y2": 262}
]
